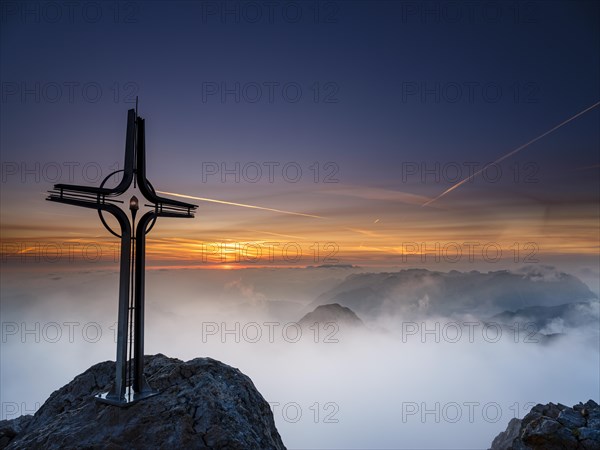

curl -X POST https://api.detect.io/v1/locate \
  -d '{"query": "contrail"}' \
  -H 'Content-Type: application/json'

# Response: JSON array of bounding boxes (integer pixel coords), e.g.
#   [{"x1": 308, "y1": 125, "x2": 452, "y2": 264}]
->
[
  {"x1": 422, "y1": 101, "x2": 600, "y2": 207},
  {"x1": 157, "y1": 191, "x2": 323, "y2": 219}
]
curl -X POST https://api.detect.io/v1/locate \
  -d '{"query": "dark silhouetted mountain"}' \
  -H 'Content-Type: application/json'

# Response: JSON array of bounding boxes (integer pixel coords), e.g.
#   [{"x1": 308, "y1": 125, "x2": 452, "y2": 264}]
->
[
  {"x1": 298, "y1": 303, "x2": 364, "y2": 328},
  {"x1": 311, "y1": 268, "x2": 596, "y2": 319},
  {"x1": 0, "y1": 355, "x2": 286, "y2": 450},
  {"x1": 490, "y1": 400, "x2": 600, "y2": 449}
]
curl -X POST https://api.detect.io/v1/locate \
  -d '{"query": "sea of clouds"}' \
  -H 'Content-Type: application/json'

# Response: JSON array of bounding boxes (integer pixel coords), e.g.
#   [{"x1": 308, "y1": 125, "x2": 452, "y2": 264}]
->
[{"x1": 1, "y1": 264, "x2": 599, "y2": 449}]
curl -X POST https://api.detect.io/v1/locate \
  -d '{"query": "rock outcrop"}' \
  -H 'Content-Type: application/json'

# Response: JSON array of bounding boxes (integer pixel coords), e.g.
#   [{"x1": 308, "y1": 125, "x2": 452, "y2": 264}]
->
[
  {"x1": 0, "y1": 354, "x2": 286, "y2": 450},
  {"x1": 490, "y1": 400, "x2": 600, "y2": 449}
]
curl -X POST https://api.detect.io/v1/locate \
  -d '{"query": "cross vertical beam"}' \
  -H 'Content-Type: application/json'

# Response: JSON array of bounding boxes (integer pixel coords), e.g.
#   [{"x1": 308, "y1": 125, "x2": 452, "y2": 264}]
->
[
  {"x1": 113, "y1": 216, "x2": 132, "y2": 402},
  {"x1": 133, "y1": 212, "x2": 156, "y2": 393}
]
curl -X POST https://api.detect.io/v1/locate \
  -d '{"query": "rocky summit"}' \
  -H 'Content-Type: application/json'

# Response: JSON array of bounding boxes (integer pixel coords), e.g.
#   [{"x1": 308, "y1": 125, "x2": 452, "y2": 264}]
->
[
  {"x1": 0, "y1": 354, "x2": 286, "y2": 450},
  {"x1": 490, "y1": 400, "x2": 600, "y2": 449}
]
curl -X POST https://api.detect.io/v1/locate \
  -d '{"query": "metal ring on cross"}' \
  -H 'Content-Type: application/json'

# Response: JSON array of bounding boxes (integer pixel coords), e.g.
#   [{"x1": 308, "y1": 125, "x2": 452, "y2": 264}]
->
[{"x1": 97, "y1": 170, "x2": 158, "y2": 238}]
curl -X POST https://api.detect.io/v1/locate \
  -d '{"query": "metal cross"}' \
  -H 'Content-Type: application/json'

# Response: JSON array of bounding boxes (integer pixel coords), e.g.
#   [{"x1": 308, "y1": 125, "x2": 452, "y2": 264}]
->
[{"x1": 47, "y1": 105, "x2": 197, "y2": 406}]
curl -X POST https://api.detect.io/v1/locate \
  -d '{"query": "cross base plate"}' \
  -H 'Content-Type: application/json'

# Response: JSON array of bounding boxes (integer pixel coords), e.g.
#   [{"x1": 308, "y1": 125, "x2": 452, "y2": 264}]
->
[{"x1": 95, "y1": 387, "x2": 159, "y2": 407}]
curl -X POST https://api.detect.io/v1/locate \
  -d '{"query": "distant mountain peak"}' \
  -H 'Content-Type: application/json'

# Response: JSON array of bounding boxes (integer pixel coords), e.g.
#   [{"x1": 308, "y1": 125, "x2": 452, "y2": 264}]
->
[{"x1": 299, "y1": 303, "x2": 364, "y2": 327}]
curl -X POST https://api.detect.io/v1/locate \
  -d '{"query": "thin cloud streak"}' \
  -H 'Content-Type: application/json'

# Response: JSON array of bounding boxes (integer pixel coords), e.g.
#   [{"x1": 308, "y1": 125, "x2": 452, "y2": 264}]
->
[
  {"x1": 423, "y1": 100, "x2": 600, "y2": 206},
  {"x1": 157, "y1": 191, "x2": 324, "y2": 219}
]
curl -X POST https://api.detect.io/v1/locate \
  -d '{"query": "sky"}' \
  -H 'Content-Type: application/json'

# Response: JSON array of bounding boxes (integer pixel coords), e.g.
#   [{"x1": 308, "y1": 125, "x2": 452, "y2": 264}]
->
[
  {"x1": 1, "y1": 2, "x2": 600, "y2": 448},
  {"x1": 1, "y1": 0, "x2": 599, "y2": 270}
]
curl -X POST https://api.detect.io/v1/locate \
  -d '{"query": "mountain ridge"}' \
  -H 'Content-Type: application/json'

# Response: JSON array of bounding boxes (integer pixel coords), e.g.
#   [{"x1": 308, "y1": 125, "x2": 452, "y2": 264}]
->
[{"x1": 310, "y1": 268, "x2": 597, "y2": 319}]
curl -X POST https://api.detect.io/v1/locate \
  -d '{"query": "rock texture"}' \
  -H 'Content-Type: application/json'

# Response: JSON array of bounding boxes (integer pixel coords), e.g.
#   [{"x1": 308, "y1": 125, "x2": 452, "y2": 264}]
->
[
  {"x1": 0, "y1": 354, "x2": 286, "y2": 450},
  {"x1": 490, "y1": 400, "x2": 600, "y2": 449}
]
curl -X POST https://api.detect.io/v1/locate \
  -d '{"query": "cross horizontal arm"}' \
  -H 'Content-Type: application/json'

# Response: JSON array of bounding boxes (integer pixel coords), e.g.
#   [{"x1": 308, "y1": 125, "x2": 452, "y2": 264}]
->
[
  {"x1": 142, "y1": 202, "x2": 196, "y2": 218},
  {"x1": 46, "y1": 194, "x2": 131, "y2": 222},
  {"x1": 47, "y1": 189, "x2": 124, "y2": 205},
  {"x1": 51, "y1": 184, "x2": 120, "y2": 196}
]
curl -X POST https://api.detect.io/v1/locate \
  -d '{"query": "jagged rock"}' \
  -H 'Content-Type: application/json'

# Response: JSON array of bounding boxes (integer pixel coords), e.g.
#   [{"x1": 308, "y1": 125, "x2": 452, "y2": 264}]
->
[
  {"x1": 558, "y1": 408, "x2": 587, "y2": 428},
  {"x1": 490, "y1": 418, "x2": 522, "y2": 449},
  {"x1": 0, "y1": 415, "x2": 33, "y2": 448},
  {"x1": 0, "y1": 354, "x2": 286, "y2": 450},
  {"x1": 490, "y1": 400, "x2": 600, "y2": 450},
  {"x1": 585, "y1": 401, "x2": 600, "y2": 429}
]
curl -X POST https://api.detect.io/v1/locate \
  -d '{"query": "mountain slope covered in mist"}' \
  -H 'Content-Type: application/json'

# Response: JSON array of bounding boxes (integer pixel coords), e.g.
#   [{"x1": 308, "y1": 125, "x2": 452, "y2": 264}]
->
[
  {"x1": 310, "y1": 268, "x2": 597, "y2": 319},
  {"x1": 490, "y1": 302, "x2": 600, "y2": 333}
]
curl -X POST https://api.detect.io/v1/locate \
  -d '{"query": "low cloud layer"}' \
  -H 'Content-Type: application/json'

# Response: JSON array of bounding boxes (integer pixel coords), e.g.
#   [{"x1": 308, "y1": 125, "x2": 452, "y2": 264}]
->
[{"x1": 1, "y1": 265, "x2": 599, "y2": 449}]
